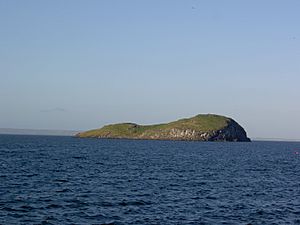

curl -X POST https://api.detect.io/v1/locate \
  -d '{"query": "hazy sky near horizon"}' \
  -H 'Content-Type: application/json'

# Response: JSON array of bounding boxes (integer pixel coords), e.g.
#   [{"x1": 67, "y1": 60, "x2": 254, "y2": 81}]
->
[{"x1": 1, "y1": 0, "x2": 300, "y2": 139}]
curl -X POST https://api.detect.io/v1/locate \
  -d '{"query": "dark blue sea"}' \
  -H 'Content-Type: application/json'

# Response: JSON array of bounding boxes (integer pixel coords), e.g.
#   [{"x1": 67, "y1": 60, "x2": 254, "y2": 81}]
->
[{"x1": 0, "y1": 135, "x2": 300, "y2": 225}]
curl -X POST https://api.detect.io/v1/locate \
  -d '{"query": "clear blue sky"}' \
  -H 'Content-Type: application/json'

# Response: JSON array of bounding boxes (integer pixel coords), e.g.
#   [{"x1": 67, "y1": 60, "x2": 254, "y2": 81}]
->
[{"x1": 1, "y1": 0, "x2": 300, "y2": 139}]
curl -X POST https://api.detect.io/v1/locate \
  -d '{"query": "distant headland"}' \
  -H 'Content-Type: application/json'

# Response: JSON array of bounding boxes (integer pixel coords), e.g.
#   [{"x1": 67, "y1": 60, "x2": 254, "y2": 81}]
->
[{"x1": 76, "y1": 114, "x2": 251, "y2": 142}]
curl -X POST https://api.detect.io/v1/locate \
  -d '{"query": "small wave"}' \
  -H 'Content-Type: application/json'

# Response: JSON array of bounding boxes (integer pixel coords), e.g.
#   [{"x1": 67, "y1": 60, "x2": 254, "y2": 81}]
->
[
  {"x1": 72, "y1": 156, "x2": 87, "y2": 160},
  {"x1": 20, "y1": 205, "x2": 36, "y2": 211},
  {"x1": 45, "y1": 204, "x2": 63, "y2": 209},
  {"x1": 53, "y1": 179, "x2": 69, "y2": 183},
  {"x1": 65, "y1": 199, "x2": 89, "y2": 208},
  {"x1": 118, "y1": 200, "x2": 152, "y2": 206},
  {"x1": 1, "y1": 207, "x2": 27, "y2": 213},
  {"x1": 82, "y1": 212, "x2": 107, "y2": 220},
  {"x1": 55, "y1": 188, "x2": 72, "y2": 193},
  {"x1": 206, "y1": 195, "x2": 217, "y2": 200},
  {"x1": 26, "y1": 173, "x2": 38, "y2": 177}
]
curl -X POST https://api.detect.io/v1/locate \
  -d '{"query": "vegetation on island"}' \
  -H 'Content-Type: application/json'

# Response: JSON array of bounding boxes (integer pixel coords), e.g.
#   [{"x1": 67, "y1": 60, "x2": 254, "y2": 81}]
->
[{"x1": 76, "y1": 114, "x2": 250, "y2": 142}]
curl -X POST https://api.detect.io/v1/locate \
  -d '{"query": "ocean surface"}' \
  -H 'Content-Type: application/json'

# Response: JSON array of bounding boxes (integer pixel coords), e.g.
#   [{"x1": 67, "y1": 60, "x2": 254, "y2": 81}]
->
[{"x1": 0, "y1": 135, "x2": 299, "y2": 225}]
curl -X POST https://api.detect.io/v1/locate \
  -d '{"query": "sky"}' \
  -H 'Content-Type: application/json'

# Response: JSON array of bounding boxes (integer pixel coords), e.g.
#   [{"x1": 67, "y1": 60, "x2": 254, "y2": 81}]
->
[{"x1": 0, "y1": 0, "x2": 300, "y2": 139}]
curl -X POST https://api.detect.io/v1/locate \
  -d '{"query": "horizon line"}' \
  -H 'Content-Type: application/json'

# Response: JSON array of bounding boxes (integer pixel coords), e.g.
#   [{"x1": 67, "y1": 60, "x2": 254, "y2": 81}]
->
[{"x1": 0, "y1": 128, "x2": 299, "y2": 141}]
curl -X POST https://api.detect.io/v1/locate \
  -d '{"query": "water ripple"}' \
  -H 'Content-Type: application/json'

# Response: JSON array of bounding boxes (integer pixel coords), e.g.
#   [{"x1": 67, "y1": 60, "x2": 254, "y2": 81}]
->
[{"x1": 0, "y1": 135, "x2": 300, "y2": 224}]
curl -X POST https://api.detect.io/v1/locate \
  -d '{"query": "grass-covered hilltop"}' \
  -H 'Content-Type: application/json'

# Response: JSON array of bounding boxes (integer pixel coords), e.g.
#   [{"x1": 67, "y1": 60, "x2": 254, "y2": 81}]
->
[{"x1": 76, "y1": 114, "x2": 251, "y2": 142}]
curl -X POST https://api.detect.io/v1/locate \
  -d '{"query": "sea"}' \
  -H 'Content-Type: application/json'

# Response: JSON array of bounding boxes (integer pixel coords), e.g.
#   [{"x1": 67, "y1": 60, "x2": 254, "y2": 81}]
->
[{"x1": 0, "y1": 135, "x2": 299, "y2": 225}]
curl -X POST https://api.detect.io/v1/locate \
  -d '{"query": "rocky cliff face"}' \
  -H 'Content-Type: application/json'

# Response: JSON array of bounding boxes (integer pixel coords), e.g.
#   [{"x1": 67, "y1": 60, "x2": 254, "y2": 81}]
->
[
  {"x1": 197, "y1": 120, "x2": 250, "y2": 142},
  {"x1": 137, "y1": 120, "x2": 250, "y2": 142},
  {"x1": 76, "y1": 114, "x2": 251, "y2": 142}
]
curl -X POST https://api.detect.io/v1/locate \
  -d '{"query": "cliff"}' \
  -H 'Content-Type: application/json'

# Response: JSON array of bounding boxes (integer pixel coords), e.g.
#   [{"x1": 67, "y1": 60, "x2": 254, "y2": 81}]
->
[{"x1": 76, "y1": 114, "x2": 251, "y2": 142}]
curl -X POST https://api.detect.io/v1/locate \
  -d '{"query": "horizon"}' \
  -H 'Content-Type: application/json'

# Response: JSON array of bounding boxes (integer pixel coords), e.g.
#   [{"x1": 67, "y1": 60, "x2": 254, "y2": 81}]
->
[
  {"x1": 1, "y1": 1, "x2": 300, "y2": 139},
  {"x1": 1, "y1": 128, "x2": 300, "y2": 142},
  {"x1": 1, "y1": 117, "x2": 300, "y2": 142}
]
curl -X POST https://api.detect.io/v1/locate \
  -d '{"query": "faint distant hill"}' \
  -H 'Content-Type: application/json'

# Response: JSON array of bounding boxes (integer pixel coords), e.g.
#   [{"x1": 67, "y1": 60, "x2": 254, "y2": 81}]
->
[{"x1": 0, "y1": 128, "x2": 80, "y2": 136}]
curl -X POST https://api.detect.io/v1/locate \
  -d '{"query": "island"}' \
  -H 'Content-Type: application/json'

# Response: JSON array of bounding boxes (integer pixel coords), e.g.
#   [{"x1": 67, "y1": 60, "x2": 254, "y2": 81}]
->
[{"x1": 76, "y1": 114, "x2": 251, "y2": 142}]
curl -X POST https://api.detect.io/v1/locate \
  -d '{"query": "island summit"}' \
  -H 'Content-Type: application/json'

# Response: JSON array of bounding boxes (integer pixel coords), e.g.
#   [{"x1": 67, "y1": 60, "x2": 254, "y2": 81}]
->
[{"x1": 76, "y1": 114, "x2": 251, "y2": 142}]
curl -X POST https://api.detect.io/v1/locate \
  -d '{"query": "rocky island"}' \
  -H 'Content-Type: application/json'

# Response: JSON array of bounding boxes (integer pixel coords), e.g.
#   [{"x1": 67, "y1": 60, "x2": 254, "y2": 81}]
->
[{"x1": 76, "y1": 114, "x2": 251, "y2": 142}]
